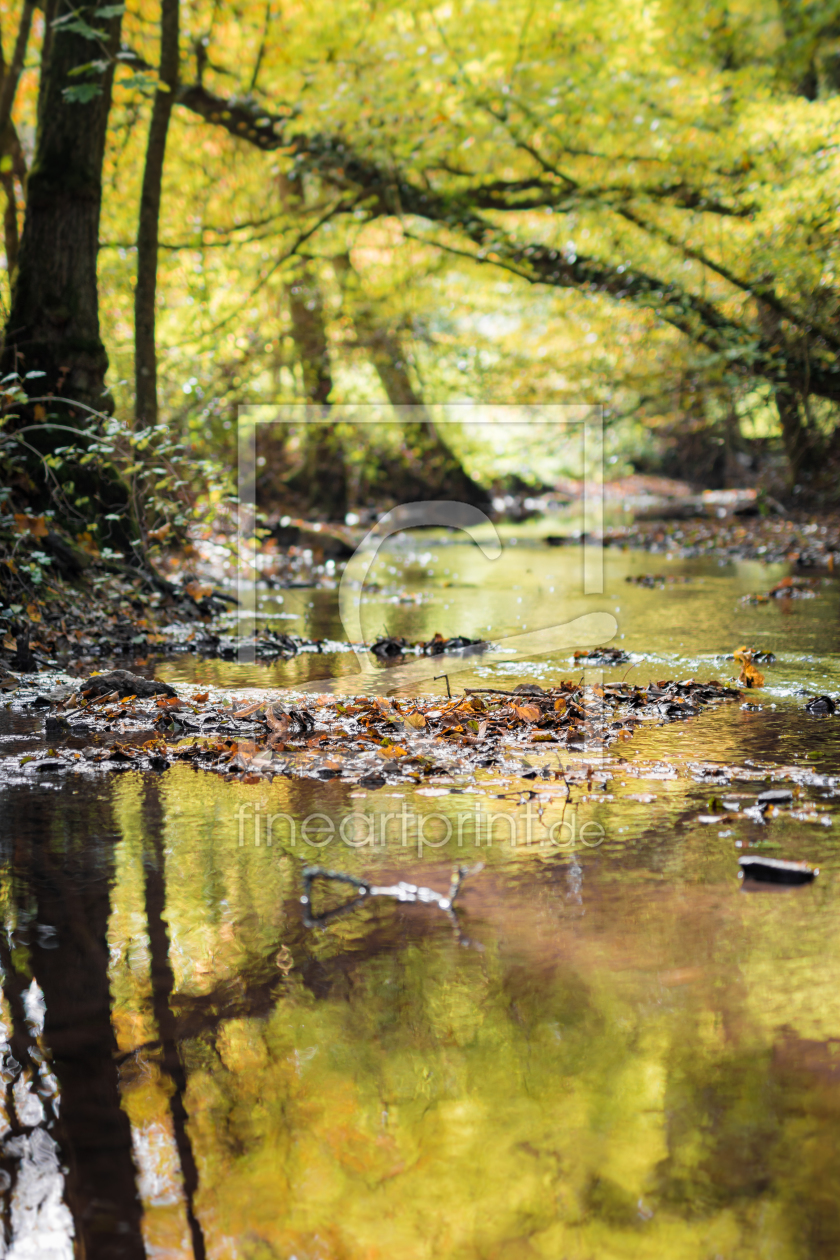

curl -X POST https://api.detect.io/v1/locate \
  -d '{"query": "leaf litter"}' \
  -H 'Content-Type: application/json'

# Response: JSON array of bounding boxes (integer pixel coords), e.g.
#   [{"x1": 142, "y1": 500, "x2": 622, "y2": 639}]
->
[{"x1": 4, "y1": 672, "x2": 747, "y2": 787}]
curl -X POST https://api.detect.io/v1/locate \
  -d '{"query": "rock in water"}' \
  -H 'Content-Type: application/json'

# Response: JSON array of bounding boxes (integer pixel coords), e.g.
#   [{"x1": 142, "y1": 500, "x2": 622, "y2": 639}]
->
[
  {"x1": 79, "y1": 670, "x2": 177, "y2": 699},
  {"x1": 738, "y1": 856, "x2": 817, "y2": 886},
  {"x1": 757, "y1": 788, "x2": 793, "y2": 808},
  {"x1": 805, "y1": 695, "x2": 836, "y2": 715}
]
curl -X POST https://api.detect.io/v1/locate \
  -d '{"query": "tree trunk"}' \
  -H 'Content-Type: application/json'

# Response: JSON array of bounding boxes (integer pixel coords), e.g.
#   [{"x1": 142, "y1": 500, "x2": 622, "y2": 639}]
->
[
  {"x1": 335, "y1": 255, "x2": 490, "y2": 508},
  {"x1": 352, "y1": 306, "x2": 489, "y2": 506},
  {"x1": 0, "y1": 0, "x2": 35, "y2": 140},
  {"x1": 774, "y1": 386, "x2": 813, "y2": 487},
  {"x1": 284, "y1": 262, "x2": 348, "y2": 518},
  {"x1": 0, "y1": 129, "x2": 28, "y2": 283},
  {"x1": 757, "y1": 298, "x2": 819, "y2": 489},
  {"x1": 135, "y1": 0, "x2": 179, "y2": 426},
  {"x1": 0, "y1": 0, "x2": 36, "y2": 286},
  {"x1": 0, "y1": 0, "x2": 122, "y2": 409},
  {"x1": 277, "y1": 168, "x2": 348, "y2": 518},
  {"x1": 287, "y1": 265, "x2": 332, "y2": 405},
  {"x1": 36, "y1": 0, "x2": 58, "y2": 129}
]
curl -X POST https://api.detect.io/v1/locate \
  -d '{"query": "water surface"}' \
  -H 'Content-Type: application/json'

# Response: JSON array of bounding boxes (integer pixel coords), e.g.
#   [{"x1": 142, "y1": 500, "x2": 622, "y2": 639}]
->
[{"x1": 1, "y1": 542, "x2": 839, "y2": 1257}]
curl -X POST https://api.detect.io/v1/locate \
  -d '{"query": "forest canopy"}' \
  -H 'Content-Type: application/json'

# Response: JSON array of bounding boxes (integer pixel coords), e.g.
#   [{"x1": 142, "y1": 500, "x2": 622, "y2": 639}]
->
[{"x1": 1, "y1": 0, "x2": 840, "y2": 538}]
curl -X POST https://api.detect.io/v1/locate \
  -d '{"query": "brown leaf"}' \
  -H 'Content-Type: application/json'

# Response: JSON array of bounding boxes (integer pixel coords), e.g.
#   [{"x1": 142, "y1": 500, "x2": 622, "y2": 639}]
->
[
  {"x1": 512, "y1": 703, "x2": 541, "y2": 723},
  {"x1": 405, "y1": 710, "x2": 426, "y2": 729},
  {"x1": 733, "y1": 645, "x2": 764, "y2": 688},
  {"x1": 26, "y1": 603, "x2": 41, "y2": 624},
  {"x1": 738, "y1": 661, "x2": 765, "y2": 688},
  {"x1": 233, "y1": 700, "x2": 264, "y2": 718},
  {"x1": 266, "y1": 705, "x2": 290, "y2": 735}
]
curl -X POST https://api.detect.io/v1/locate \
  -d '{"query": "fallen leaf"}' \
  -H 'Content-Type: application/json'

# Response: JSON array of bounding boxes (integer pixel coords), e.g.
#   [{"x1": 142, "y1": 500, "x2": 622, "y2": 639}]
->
[
  {"x1": 266, "y1": 706, "x2": 290, "y2": 734},
  {"x1": 233, "y1": 700, "x2": 264, "y2": 718},
  {"x1": 26, "y1": 603, "x2": 41, "y2": 624},
  {"x1": 405, "y1": 711, "x2": 426, "y2": 729},
  {"x1": 739, "y1": 661, "x2": 765, "y2": 688},
  {"x1": 733, "y1": 645, "x2": 765, "y2": 688},
  {"x1": 512, "y1": 703, "x2": 541, "y2": 722}
]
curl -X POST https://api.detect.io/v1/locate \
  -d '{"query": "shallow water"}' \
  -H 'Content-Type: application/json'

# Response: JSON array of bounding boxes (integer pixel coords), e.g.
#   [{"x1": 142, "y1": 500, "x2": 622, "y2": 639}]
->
[{"x1": 2, "y1": 540, "x2": 840, "y2": 1257}]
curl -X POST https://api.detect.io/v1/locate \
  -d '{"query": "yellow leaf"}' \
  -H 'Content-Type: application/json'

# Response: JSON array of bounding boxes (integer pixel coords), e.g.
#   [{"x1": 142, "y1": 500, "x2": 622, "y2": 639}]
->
[
  {"x1": 33, "y1": 403, "x2": 46, "y2": 422},
  {"x1": 405, "y1": 710, "x2": 426, "y2": 729},
  {"x1": 26, "y1": 603, "x2": 41, "y2": 624}
]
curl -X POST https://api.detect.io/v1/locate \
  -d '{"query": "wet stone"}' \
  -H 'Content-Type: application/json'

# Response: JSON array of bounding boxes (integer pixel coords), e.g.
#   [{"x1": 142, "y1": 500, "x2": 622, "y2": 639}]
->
[
  {"x1": 757, "y1": 789, "x2": 794, "y2": 807},
  {"x1": 79, "y1": 670, "x2": 177, "y2": 699},
  {"x1": 805, "y1": 695, "x2": 836, "y2": 715},
  {"x1": 739, "y1": 856, "x2": 818, "y2": 886}
]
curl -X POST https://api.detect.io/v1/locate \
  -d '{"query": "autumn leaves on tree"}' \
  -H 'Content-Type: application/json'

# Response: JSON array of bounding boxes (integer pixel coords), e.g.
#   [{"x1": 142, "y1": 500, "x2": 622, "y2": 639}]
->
[{"x1": 0, "y1": 0, "x2": 839, "y2": 524}]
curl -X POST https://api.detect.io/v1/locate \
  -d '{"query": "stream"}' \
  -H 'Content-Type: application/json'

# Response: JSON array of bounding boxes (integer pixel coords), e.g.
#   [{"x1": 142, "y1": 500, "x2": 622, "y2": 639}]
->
[{"x1": 1, "y1": 535, "x2": 840, "y2": 1258}]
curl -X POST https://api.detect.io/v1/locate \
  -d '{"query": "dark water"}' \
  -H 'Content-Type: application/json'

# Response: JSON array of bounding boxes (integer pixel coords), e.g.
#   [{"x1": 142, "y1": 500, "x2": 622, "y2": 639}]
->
[{"x1": 2, "y1": 541, "x2": 840, "y2": 1257}]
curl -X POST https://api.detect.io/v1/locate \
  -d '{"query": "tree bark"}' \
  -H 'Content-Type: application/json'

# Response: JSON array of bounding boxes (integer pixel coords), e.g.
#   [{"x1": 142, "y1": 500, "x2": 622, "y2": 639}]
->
[
  {"x1": 335, "y1": 255, "x2": 490, "y2": 507},
  {"x1": 0, "y1": 0, "x2": 35, "y2": 286},
  {"x1": 276, "y1": 171, "x2": 348, "y2": 517},
  {"x1": 0, "y1": 0, "x2": 122, "y2": 409},
  {"x1": 287, "y1": 263, "x2": 333, "y2": 405},
  {"x1": 757, "y1": 300, "x2": 818, "y2": 488},
  {"x1": 352, "y1": 306, "x2": 490, "y2": 506},
  {"x1": 284, "y1": 261, "x2": 348, "y2": 518},
  {"x1": 134, "y1": 0, "x2": 180, "y2": 425},
  {"x1": 36, "y1": 0, "x2": 58, "y2": 129},
  {"x1": 0, "y1": 0, "x2": 35, "y2": 141}
]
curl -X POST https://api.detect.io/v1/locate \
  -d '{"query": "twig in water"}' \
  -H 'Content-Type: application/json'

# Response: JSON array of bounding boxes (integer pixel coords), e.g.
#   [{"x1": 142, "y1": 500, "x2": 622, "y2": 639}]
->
[
  {"x1": 300, "y1": 863, "x2": 483, "y2": 937},
  {"x1": 434, "y1": 673, "x2": 452, "y2": 697}
]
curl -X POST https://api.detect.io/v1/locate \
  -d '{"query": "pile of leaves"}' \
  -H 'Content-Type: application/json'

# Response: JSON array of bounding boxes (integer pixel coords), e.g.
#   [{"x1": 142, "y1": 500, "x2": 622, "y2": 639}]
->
[
  {"x1": 603, "y1": 513, "x2": 840, "y2": 568},
  {"x1": 370, "y1": 632, "x2": 484, "y2": 659},
  {"x1": 0, "y1": 565, "x2": 241, "y2": 674},
  {"x1": 15, "y1": 674, "x2": 745, "y2": 785},
  {"x1": 741, "y1": 576, "x2": 821, "y2": 604},
  {"x1": 624, "y1": 573, "x2": 691, "y2": 589}
]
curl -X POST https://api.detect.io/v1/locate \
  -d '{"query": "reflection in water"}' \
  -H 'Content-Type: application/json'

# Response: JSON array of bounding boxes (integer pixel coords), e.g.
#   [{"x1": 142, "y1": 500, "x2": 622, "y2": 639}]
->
[{"x1": 1, "y1": 552, "x2": 840, "y2": 1254}]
